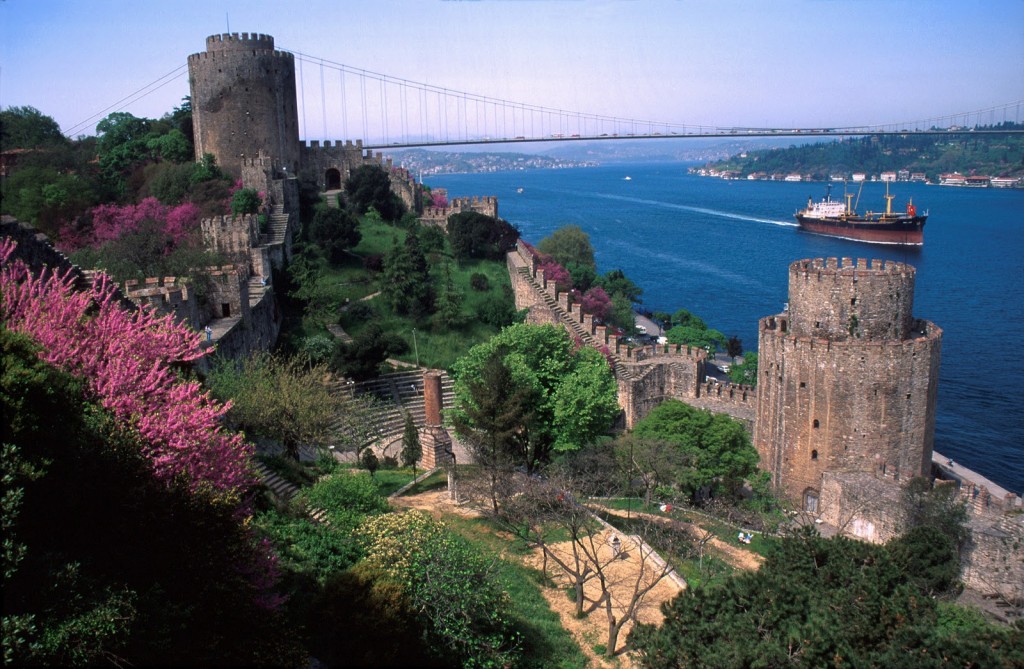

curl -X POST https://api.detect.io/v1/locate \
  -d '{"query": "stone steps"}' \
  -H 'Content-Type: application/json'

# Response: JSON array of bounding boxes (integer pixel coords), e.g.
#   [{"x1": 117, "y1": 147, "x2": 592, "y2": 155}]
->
[
  {"x1": 253, "y1": 460, "x2": 330, "y2": 526},
  {"x1": 327, "y1": 369, "x2": 456, "y2": 453},
  {"x1": 521, "y1": 267, "x2": 631, "y2": 377}
]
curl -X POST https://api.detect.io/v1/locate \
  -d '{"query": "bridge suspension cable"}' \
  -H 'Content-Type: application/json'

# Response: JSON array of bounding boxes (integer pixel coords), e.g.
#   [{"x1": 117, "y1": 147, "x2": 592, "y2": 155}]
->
[
  {"x1": 283, "y1": 47, "x2": 689, "y2": 145},
  {"x1": 62, "y1": 64, "x2": 188, "y2": 138}
]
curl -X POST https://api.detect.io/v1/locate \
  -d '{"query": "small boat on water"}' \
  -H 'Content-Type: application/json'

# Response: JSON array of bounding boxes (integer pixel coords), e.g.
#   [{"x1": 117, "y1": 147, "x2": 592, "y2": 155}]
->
[{"x1": 794, "y1": 182, "x2": 927, "y2": 245}]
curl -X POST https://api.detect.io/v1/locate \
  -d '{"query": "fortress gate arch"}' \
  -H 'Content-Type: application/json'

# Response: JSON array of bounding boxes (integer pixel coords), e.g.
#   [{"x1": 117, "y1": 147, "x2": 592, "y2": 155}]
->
[{"x1": 325, "y1": 168, "x2": 341, "y2": 190}]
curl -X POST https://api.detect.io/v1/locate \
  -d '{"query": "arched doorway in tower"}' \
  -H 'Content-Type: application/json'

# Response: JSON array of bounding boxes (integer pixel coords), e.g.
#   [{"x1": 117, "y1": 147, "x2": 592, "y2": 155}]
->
[{"x1": 325, "y1": 168, "x2": 342, "y2": 190}]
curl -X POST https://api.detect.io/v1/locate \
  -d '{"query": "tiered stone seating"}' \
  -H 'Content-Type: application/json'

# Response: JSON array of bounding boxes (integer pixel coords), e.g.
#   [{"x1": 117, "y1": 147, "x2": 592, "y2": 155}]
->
[{"x1": 327, "y1": 369, "x2": 457, "y2": 454}]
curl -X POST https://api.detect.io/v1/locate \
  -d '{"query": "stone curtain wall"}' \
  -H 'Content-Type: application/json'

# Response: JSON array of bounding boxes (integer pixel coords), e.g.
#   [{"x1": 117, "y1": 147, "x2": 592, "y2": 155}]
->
[
  {"x1": 300, "y1": 142, "x2": 421, "y2": 211},
  {"x1": 961, "y1": 513, "x2": 1024, "y2": 604},
  {"x1": 420, "y1": 196, "x2": 500, "y2": 232},
  {"x1": 507, "y1": 240, "x2": 757, "y2": 428}
]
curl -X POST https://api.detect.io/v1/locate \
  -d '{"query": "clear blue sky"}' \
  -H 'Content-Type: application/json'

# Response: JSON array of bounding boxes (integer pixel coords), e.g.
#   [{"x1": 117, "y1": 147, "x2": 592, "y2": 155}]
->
[{"x1": 2, "y1": 0, "x2": 1023, "y2": 142}]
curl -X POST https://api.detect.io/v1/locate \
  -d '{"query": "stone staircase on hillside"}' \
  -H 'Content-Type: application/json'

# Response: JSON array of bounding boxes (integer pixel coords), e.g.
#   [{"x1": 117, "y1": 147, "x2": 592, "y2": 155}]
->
[
  {"x1": 517, "y1": 265, "x2": 631, "y2": 379},
  {"x1": 247, "y1": 275, "x2": 268, "y2": 306},
  {"x1": 266, "y1": 204, "x2": 290, "y2": 246},
  {"x1": 323, "y1": 189, "x2": 343, "y2": 209},
  {"x1": 253, "y1": 460, "x2": 329, "y2": 524}
]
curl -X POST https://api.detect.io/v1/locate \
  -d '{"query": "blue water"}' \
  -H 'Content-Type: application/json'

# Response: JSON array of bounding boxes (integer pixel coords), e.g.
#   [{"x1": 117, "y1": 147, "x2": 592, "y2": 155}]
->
[{"x1": 426, "y1": 163, "x2": 1024, "y2": 493}]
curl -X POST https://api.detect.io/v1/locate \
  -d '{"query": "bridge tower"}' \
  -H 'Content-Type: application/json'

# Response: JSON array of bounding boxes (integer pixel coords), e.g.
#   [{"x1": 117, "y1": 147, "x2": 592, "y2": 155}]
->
[
  {"x1": 188, "y1": 33, "x2": 300, "y2": 181},
  {"x1": 754, "y1": 258, "x2": 942, "y2": 527}
]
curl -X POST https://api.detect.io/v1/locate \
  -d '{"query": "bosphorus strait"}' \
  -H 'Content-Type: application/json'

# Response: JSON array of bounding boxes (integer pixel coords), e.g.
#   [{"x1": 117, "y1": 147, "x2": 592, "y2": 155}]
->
[{"x1": 428, "y1": 163, "x2": 1024, "y2": 493}]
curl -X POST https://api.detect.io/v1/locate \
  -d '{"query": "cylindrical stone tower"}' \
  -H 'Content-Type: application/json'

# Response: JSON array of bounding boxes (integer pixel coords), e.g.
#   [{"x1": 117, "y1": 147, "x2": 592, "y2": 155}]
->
[
  {"x1": 754, "y1": 257, "x2": 942, "y2": 514},
  {"x1": 188, "y1": 33, "x2": 300, "y2": 179}
]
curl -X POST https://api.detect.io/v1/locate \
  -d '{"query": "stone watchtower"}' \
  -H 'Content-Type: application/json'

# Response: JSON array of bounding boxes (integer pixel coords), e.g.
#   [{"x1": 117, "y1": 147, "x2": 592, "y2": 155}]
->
[
  {"x1": 754, "y1": 258, "x2": 942, "y2": 517},
  {"x1": 187, "y1": 33, "x2": 300, "y2": 180}
]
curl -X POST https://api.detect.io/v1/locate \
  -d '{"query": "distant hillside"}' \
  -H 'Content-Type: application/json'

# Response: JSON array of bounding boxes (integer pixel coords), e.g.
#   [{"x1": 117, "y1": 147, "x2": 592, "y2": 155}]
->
[
  {"x1": 701, "y1": 126, "x2": 1024, "y2": 182},
  {"x1": 384, "y1": 147, "x2": 596, "y2": 175},
  {"x1": 385, "y1": 137, "x2": 830, "y2": 174}
]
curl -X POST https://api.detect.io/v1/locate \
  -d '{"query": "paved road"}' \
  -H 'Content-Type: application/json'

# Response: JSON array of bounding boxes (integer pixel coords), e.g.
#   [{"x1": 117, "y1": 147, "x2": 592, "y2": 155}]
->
[{"x1": 633, "y1": 312, "x2": 664, "y2": 338}]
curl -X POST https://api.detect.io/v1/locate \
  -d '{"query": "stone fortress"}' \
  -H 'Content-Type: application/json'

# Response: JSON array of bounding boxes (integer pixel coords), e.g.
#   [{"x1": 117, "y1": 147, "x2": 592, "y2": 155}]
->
[
  {"x1": 509, "y1": 241, "x2": 1022, "y2": 602},
  {"x1": 193, "y1": 25, "x2": 1023, "y2": 598},
  {"x1": 30, "y1": 30, "x2": 1014, "y2": 602}
]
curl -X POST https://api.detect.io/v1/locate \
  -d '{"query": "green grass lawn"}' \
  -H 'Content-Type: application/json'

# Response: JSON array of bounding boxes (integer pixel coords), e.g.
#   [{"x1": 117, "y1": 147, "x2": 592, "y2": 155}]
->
[{"x1": 323, "y1": 216, "x2": 517, "y2": 370}]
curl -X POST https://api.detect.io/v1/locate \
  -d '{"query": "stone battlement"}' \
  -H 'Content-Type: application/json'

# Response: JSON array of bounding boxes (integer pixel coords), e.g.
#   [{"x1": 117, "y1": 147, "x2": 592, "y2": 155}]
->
[
  {"x1": 205, "y1": 32, "x2": 275, "y2": 50},
  {"x1": 788, "y1": 257, "x2": 918, "y2": 341},
  {"x1": 302, "y1": 139, "x2": 364, "y2": 150},
  {"x1": 792, "y1": 256, "x2": 913, "y2": 277},
  {"x1": 760, "y1": 315, "x2": 942, "y2": 349}
]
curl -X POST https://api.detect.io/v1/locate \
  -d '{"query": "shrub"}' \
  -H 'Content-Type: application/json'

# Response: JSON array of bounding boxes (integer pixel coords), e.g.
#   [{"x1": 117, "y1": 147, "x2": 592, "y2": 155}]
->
[
  {"x1": 300, "y1": 471, "x2": 389, "y2": 522},
  {"x1": 230, "y1": 187, "x2": 261, "y2": 216},
  {"x1": 357, "y1": 511, "x2": 522, "y2": 668},
  {"x1": 470, "y1": 272, "x2": 490, "y2": 291}
]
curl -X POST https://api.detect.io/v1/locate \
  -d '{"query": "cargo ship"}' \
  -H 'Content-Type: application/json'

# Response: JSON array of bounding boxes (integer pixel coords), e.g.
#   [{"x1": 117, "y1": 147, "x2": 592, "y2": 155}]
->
[{"x1": 794, "y1": 183, "x2": 927, "y2": 245}]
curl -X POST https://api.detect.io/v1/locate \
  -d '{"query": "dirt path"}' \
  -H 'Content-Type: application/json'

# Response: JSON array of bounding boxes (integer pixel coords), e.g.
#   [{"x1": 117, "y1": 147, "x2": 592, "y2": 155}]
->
[
  {"x1": 390, "y1": 490, "x2": 685, "y2": 668},
  {"x1": 594, "y1": 505, "x2": 765, "y2": 572}
]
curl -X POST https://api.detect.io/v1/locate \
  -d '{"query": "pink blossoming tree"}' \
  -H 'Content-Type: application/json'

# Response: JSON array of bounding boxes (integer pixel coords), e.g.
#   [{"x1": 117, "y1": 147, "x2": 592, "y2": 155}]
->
[
  {"x1": 0, "y1": 238, "x2": 282, "y2": 606},
  {"x1": 1, "y1": 238, "x2": 253, "y2": 496}
]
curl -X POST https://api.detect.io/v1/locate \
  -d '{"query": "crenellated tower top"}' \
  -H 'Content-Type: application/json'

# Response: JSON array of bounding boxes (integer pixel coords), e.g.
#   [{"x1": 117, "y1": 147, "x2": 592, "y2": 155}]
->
[
  {"x1": 787, "y1": 257, "x2": 917, "y2": 341},
  {"x1": 204, "y1": 32, "x2": 275, "y2": 51}
]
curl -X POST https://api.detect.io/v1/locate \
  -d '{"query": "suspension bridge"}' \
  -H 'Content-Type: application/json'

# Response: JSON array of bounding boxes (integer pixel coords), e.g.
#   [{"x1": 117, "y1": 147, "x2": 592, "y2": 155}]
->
[{"x1": 64, "y1": 43, "x2": 1024, "y2": 148}]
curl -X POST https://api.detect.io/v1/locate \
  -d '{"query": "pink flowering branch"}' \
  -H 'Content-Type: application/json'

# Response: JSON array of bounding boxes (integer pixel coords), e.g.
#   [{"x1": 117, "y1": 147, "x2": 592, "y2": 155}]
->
[
  {"x1": 1, "y1": 238, "x2": 253, "y2": 496},
  {"x1": 0, "y1": 237, "x2": 289, "y2": 607}
]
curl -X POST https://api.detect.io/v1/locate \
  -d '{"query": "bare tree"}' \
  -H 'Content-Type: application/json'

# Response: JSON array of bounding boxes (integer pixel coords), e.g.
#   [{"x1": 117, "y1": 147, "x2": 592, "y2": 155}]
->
[
  {"x1": 589, "y1": 522, "x2": 685, "y2": 657},
  {"x1": 465, "y1": 471, "x2": 688, "y2": 656},
  {"x1": 612, "y1": 436, "x2": 685, "y2": 508}
]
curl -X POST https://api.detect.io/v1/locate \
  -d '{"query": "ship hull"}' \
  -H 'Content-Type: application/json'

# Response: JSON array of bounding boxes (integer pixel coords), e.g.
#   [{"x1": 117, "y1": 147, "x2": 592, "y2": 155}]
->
[{"x1": 794, "y1": 214, "x2": 927, "y2": 246}]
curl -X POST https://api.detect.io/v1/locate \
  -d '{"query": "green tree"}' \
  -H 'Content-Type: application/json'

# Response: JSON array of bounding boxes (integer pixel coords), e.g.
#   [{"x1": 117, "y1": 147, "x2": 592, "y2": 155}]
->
[
  {"x1": 145, "y1": 128, "x2": 191, "y2": 163},
  {"x1": 344, "y1": 164, "x2": 406, "y2": 222},
  {"x1": 597, "y1": 268, "x2": 643, "y2": 305},
  {"x1": 142, "y1": 161, "x2": 195, "y2": 205},
  {"x1": 432, "y1": 262, "x2": 464, "y2": 330},
  {"x1": 671, "y1": 308, "x2": 706, "y2": 330},
  {"x1": 360, "y1": 448, "x2": 380, "y2": 476},
  {"x1": 447, "y1": 212, "x2": 520, "y2": 261},
  {"x1": 96, "y1": 112, "x2": 151, "y2": 184},
  {"x1": 632, "y1": 399, "x2": 758, "y2": 500},
  {"x1": 551, "y1": 346, "x2": 621, "y2": 452},
  {"x1": 888, "y1": 525, "x2": 962, "y2": 597},
  {"x1": 328, "y1": 323, "x2": 409, "y2": 382},
  {"x1": 665, "y1": 324, "x2": 726, "y2": 352},
  {"x1": 630, "y1": 527, "x2": 1024, "y2": 669},
  {"x1": 725, "y1": 335, "x2": 743, "y2": 359},
  {"x1": 452, "y1": 351, "x2": 535, "y2": 514},
  {"x1": 0, "y1": 106, "x2": 68, "y2": 149},
  {"x1": 380, "y1": 225, "x2": 434, "y2": 318},
  {"x1": 400, "y1": 413, "x2": 423, "y2": 476},
  {"x1": 207, "y1": 353, "x2": 344, "y2": 460},
  {"x1": 901, "y1": 476, "x2": 971, "y2": 550},
  {"x1": 606, "y1": 293, "x2": 638, "y2": 332},
  {"x1": 451, "y1": 323, "x2": 618, "y2": 471},
  {"x1": 728, "y1": 351, "x2": 758, "y2": 385},
  {"x1": 536, "y1": 224, "x2": 595, "y2": 270},
  {"x1": 309, "y1": 205, "x2": 361, "y2": 263}
]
